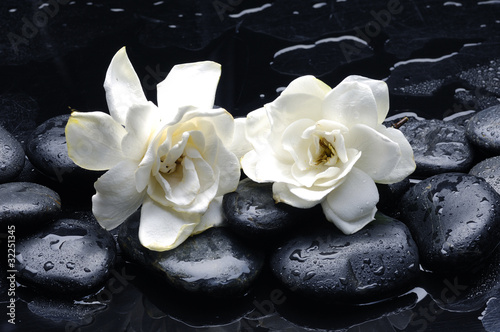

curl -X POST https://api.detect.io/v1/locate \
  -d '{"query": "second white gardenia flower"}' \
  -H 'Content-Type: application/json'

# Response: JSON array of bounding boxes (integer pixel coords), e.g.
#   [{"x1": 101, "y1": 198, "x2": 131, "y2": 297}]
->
[
  {"x1": 241, "y1": 75, "x2": 415, "y2": 234},
  {"x1": 65, "y1": 47, "x2": 242, "y2": 251}
]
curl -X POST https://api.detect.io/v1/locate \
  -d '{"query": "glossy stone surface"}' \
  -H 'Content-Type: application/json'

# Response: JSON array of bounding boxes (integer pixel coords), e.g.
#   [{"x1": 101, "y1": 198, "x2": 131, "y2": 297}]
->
[
  {"x1": 376, "y1": 178, "x2": 411, "y2": 218},
  {"x1": 270, "y1": 213, "x2": 419, "y2": 303},
  {"x1": 223, "y1": 178, "x2": 303, "y2": 240},
  {"x1": 466, "y1": 105, "x2": 500, "y2": 155},
  {"x1": 469, "y1": 156, "x2": 500, "y2": 195},
  {"x1": 400, "y1": 173, "x2": 500, "y2": 273},
  {"x1": 26, "y1": 114, "x2": 98, "y2": 184},
  {"x1": 16, "y1": 218, "x2": 116, "y2": 297},
  {"x1": 0, "y1": 182, "x2": 61, "y2": 232},
  {"x1": 398, "y1": 118, "x2": 475, "y2": 177},
  {"x1": 0, "y1": 125, "x2": 25, "y2": 183},
  {"x1": 118, "y1": 211, "x2": 265, "y2": 297}
]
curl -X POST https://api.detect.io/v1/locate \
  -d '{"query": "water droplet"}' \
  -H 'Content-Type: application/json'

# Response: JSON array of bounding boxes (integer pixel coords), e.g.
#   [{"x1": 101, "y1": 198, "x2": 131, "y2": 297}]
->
[
  {"x1": 373, "y1": 266, "x2": 385, "y2": 276},
  {"x1": 3, "y1": 144, "x2": 11, "y2": 151},
  {"x1": 290, "y1": 249, "x2": 307, "y2": 262},
  {"x1": 339, "y1": 277, "x2": 348, "y2": 285},
  {"x1": 291, "y1": 269, "x2": 301, "y2": 276},
  {"x1": 467, "y1": 221, "x2": 478, "y2": 229},
  {"x1": 66, "y1": 262, "x2": 75, "y2": 270},
  {"x1": 84, "y1": 268, "x2": 91, "y2": 273},
  {"x1": 303, "y1": 271, "x2": 316, "y2": 281},
  {"x1": 43, "y1": 261, "x2": 54, "y2": 271},
  {"x1": 363, "y1": 258, "x2": 371, "y2": 264}
]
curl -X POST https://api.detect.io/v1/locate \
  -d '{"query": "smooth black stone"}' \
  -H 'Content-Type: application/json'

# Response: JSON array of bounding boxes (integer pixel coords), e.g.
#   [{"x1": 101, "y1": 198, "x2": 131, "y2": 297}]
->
[
  {"x1": 466, "y1": 105, "x2": 500, "y2": 155},
  {"x1": 0, "y1": 125, "x2": 25, "y2": 183},
  {"x1": 398, "y1": 118, "x2": 475, "y2": 177},
  {"x1": 376, "y1": 177, "x2": 411, "y2": 218},
  {"x1": 0, "y1": 182, "x2": 61, "y2": 232},
  {"x1": 470, "y1": 156, "x2": 500, "y2": 195},
  {"x1": 223, "y1": 178, "x2": 303, "y2": 240},
  {"x1": 26, "y1": 114, "x2": 98, "y2": 184},
  {"x1": 118, "y1": 211, "x2": 265, "y2": 297},
  {"x1": 16, "y1": 218, "x2": 116, "y2": 297},
  {"x1": 400, "y1": 173, "x2": 500, "y2": 273},
  {"x1": 270, "y1": 213, "x2": 419, "y2": 303}
]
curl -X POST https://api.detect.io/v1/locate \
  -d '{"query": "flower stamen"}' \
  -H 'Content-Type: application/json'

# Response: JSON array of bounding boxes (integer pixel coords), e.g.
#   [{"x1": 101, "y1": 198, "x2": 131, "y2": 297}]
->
[{"x1": 316, "y1": 137, "x2": 337, "y2": 166}]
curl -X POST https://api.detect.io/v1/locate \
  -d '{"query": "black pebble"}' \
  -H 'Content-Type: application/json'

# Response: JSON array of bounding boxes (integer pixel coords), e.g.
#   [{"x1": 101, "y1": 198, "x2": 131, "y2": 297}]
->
[
  {"x1": 270, "y1": 213, "x2": 419, "y2": 303},
  {"x1": 0, "y1": 125, "x2": 25, "y2": 183},
  {"x1": 400, "y1": 172, "x2": 500, "y2": 274},
  {"x1": 16, "y1": 218, "x2": 116, "y2": 297}
]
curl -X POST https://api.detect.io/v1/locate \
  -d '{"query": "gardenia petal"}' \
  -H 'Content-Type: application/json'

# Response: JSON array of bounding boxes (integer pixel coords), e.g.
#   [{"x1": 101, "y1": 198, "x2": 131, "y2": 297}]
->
[
  {"x1": 341, "y1": 75, "x2": 389, "y2": 124},
  {"x1": 92, "y1": 160, "x2": 146, "y2": 230},
  {"x1": 121, "y1": 102, "x2": 160, "y2": 162},
  {"x1": 104, "y1": 47, "x2": 148, "y2": 126},
  {"x1": 321, "y1": 167, "x2": 378, "y2": 234},
  {"x1": 374, "y1": 125, "x2": 416, "y2": 183},
  {"x1": 322, "y1": 81, "x2": 378, "y2": 128},
  {"x1": 192, "y1": 196, "x2": 224, "y2": 234},
  {"x1": 281, "y1": 75, "x2": 331, "y2": 99},
  {"x1": 344, "y1": 124, "x2": 401, "y2": 182},
  {"x1": 139, "y1": 197, "x2": 199, "y2": 251},
  {"x1": 66, "y1": 111, "x2": 126, "y2": 171},
  {"x1": 224, "y1": 117, "x2": 252, "y2": 160},
  {"x1": 157, "y1": 61, "x2": 221, "y2": 121}
]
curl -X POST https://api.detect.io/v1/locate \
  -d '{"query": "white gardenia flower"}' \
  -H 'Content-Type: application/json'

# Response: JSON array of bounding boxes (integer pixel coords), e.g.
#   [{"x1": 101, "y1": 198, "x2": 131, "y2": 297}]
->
[
  {"x1": 241, "y1": 75, "x2": 415, "y2": 234},
  {"x1": 65, "y1": 47, "x2": 243, "y2": 251}
]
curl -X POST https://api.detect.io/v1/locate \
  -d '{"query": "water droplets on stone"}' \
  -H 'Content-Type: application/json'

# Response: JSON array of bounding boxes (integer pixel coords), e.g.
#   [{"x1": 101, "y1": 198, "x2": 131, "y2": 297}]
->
[{"x1": 43, "y1": 261, "x2": 54, "y2": 271}]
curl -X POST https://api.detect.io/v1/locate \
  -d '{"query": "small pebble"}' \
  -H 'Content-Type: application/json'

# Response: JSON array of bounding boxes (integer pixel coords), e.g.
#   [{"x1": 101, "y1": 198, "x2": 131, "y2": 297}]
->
[
  {"x1": 466, "y1": 104, "x2": 500, "y2": 155},
  {"x1": 270, "y1": 213, "x2": 419, "y2": 303},
  {"x1": 398, "y1": 118, "x2": 475, "y2": 177},
  {"x1": 118, "y1": 211, "x2": 265, "y2": 297},
  {"x1": 0, "y1": 125, "x2": 25, "y2": 183},
  {"x1": 223, "y1": 178, "x2": 303, "y2": 240},
  {"x1": 0, "y1": 182, "x2": 61, "y2": 233},
  {"x1": 16, "y1": 218, "x2": 116, "y2": 297},
  {"x1": 400, "y1": 172, "x2": 500, "y2": 273}
]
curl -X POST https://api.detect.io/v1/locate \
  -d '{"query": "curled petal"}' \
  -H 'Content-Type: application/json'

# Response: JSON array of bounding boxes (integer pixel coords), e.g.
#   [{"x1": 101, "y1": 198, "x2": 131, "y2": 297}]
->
[
  {"x1": 341, "y1": 76, "x2": 389, "y2": 124},
  {"x1": 92, "y1": 160, "x2": 145, "y2": 230},
  {"x1": 322, "y1": 81, "x2": 378, "y2": 128},
  {"x1": 192, "y1": 196, "x2": 225, "y2": 234},
  {"x1": 344, "y1": 124, "x2": 401, "y2": 182},
  {"x1": 273, "y1": 182, "x2": 338, "y2": 208},
  {"x1": 374, "y1": 125, "x2": 416, "y2": 183},
  {"x1": 321, "y1": 168, "x2": 378, "y2": 234},
  {"x1": 104, "y1": 47, "x2": 148, "y2": 125},
  {"x1": 157, "y1": 61, "x2": 221, "y2": 120},
  {"x1": 66, "y1": 111, "x2": 126, "y2": 171},
  {"x1": 139, "y1": 197, "x2": 199, "y2": 251}
]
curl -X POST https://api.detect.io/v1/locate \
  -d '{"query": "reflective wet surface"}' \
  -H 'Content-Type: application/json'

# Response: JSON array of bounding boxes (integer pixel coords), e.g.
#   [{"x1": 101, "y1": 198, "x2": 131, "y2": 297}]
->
[{"x1": 1, "y1": 0, "x2": 500, "y2": 331}]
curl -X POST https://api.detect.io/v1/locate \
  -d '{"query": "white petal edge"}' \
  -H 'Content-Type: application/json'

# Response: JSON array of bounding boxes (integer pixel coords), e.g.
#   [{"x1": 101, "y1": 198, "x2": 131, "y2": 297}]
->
[
  {"x1": 104, "y1": 47, "x2": 148, "y2": 125},
  {"x1": 157, "y1": 61, "x2": 221, "y2": 120},
  {"x1": 341, "y1": 75, "x2": 389, "y2": 124},
  {"x1": 138, "y1": 197, "x2": 200, "y2": 251},
  {"x1": 92, "y1": 160, "x2": 145, "y2": 230},
  {"x1": 66, "y1": 111, "x2": 127, "y2": 171},
  {"x1": 192, "y1": 196, "x2": 225, "y2": 234},
  {"x1": 322, "y1": 81, "x2": 379, "y2": 128},
  {"x1": 226, "y1": 117, "x2": 252, "y2": 160},
  {"x1": 374, "y1": 125, "x2": 416, "y2": 183},
  {"x1": 321, "y1": 167, "x2": 378, "y2": 234}
]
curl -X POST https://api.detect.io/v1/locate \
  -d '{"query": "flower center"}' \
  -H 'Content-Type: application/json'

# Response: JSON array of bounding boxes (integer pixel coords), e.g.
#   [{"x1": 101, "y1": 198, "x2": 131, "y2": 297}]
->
[
  {"x1": 316, "y1": 137, "x2": 338, "y2": 166},
  {"x1": 160, "y1": 155, "x2": 184, "y2": 174}
]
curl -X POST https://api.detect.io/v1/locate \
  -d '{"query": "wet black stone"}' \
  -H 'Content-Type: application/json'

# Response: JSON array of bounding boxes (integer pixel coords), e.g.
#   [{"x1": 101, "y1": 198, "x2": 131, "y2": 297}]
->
[
  {"x1": 26, "y1": 114, "x2": 98, "y2": 184},
  {"x1": 0, "y1": 125, "x2": 25, "y2": 183},
  {"x1": 0, "y1": 93, "x2": 38, "y2": 145},
  {"x1": 376, "y1": 177, "x2": 411, "y2": 218},
  {"x1": 118, "y1": 211, "x2": 265, "y2": 297},
  {"x1": 270, "y1": 213, "x2": 419, "y2": 303},
  {"x1": 466, "y1": 105, "x2": 500, "y2": 155},
  {"x1": 470, "y1": 156, "x2": 500, "y2": 195},
  {"x1": 400, "y1": 173, "x2": 500, "y2": 274},
  {"x1": 398, "y1": 118, "x2": 475, "y2": 177},
  {"x1": 223, "y1": 178, "x2": 303, "y2": 240},
  {"x1": 0, "y1": 182, "x2": 61, "y2": 232},
  {"x1": 16, "y1": 218, "x2": 116, "y2": 297}
]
